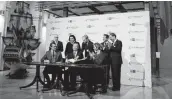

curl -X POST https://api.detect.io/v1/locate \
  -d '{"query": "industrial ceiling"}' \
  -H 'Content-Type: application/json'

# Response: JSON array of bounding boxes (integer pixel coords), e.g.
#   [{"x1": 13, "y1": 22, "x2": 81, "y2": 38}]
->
[{"x1": 35, "y1": 1, "x2": 145, "y2": 17}]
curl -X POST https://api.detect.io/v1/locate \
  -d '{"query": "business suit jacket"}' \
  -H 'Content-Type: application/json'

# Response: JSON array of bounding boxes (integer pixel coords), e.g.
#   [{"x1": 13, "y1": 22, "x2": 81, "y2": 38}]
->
[
  {"x1": 41, "y1": 50, "x2": 63, "y2": 63},
  {"x1": 101, "y1": 41, "x2": 112, "y2": 53},
  {"x1": 66, "y1": 50, "x2": 83, "y2": 60},
  {"x1": 81, "y1": 40, "x2": 94, "y2": 58},
  {"x1": 50, "y1": 40, "x2": 63, "y2": 52},
  {"x1": 110, "y1": 39, "x2": 123, "y2": 65},
  {"x1": 93, "y1": 51, "x2": 108, "y2": 65},
  {"x1": 65, "y1": 42, "x2": 80, "y2": 57}
]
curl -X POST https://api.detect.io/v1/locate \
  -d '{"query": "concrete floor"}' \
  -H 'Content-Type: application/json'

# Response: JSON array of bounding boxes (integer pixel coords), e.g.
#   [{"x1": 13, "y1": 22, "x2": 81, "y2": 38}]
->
[{"x1": 0, "y1": 68, "x2": 171, "y2": 99}]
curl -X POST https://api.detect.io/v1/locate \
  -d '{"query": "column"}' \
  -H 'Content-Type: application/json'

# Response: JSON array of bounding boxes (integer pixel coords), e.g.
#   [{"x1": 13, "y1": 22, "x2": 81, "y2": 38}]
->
[
  {"x1": 63, "y1": 7, "x2": 68, "y2": 17},
  {"x1": 0, "y1": 1, "x2": 9, "y2": 70}
]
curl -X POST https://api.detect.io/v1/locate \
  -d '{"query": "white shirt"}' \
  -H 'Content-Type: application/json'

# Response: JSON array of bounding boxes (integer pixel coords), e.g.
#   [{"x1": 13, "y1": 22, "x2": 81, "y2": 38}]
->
[
  {"x1": 73, "y1": 51, "x2": 78, "y2": 58},
  {"x1": 113, "y1": 39, "x2": 117, "y2": 46},
  {"x1": 55, "y1": 41, "x2": 58, "y2": 45},
  {"x1": 51, "y1": 50, "x2": 56, "y2": 58}
]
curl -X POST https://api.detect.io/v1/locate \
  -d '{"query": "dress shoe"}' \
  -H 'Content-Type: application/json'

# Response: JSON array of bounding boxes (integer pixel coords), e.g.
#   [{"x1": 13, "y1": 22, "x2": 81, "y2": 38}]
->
[
  {"x1": 61, "y1": 91, "x2": 68, "y2": 96},
  {"x1": 42, "y1": 87, "x2": 51, "y2": 91},
  {"x1": 50, "y1": 82, "x2": 59, "y2": 89},
  {"x1": 5, "y1": 73, "x2": 10, "y2": 76},
  {"x1": 112, "y1": 87, "x2": 120, "y2": 91},
  {"x1": 43, "y1": 84, "x2": 51, "y2": 88},
  {"x1": 100, "y1": 88, "x2": 107, "y2": 93}
]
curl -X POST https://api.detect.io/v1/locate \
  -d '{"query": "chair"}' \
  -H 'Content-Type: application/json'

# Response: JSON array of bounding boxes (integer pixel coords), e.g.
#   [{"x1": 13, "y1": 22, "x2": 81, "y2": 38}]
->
[
  {"x1": 42, "y1": 58, "x2": 66, "y2": 91},
  {"x1": 66, "y1": 64, "x2": 108, "y2": 98}
]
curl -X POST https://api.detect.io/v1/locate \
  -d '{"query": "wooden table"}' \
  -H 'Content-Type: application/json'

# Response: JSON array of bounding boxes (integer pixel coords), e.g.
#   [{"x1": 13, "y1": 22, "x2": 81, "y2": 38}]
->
[{"x1": 20, "y1": 62, "x2": 108, "y2": 99}]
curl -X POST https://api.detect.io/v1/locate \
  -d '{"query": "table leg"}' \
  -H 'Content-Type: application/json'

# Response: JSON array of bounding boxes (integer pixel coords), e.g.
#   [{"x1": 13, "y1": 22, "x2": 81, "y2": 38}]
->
[
  {"x1": 20, "y1": 77, "x2": 37, "y2": 89},
  {"x1": 20, "y1": 65, "x2": 45, "y2": 92},
  {"x1": 38, "y1": 77, "x2": 45, "y2": 85},
  {"x1": 84, "y1": 83, "x2": 93, "y2": 99},
  {"x1": 36, "y1": 78, "x2": 39, "y2": 91}
]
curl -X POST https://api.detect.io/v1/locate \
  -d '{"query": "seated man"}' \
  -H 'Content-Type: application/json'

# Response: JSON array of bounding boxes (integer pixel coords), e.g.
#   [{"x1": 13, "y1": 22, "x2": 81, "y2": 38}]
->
[
  {"x1": 63, "y1": 42, "x2": 83, "y2": 91},
  {"x1": 81, "y1": 43, "x2": 108, "y2": 93},
  {"x1": 41, "y1": 42, "x2": 63, "y2": 89}
]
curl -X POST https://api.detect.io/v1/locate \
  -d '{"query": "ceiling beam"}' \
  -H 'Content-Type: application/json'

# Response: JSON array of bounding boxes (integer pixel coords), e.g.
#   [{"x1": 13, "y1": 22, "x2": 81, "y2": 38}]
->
[
  {"x1": 47, "y1": 1, "x2": 144, "y2": 9},
  {"x1": 47, "y1": 1, "x2": 144, "y2": 12},
  {"x1": 88, "y1": 6, "x2": 103, "y2": 14},
  {"x1": 68, "y1": 9, "x2": 81, "y2": 16},
  {"x1": 82, "y1": 8, "x2": 144, "y2": 15},
  {"x1": 114, "y1": 3, "x2": 127, "y2": 12},
  {"x1": 43, "y1": 9, "x2": 62, "y2": 17},
  {"x1": 51, "y1": 8, "x2": 63, "y2": 11}
]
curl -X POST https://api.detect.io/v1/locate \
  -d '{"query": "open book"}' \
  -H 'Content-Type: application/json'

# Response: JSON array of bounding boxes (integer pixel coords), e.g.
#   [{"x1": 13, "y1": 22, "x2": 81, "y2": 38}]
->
[{"x1": 66, "y1": 57, "x2": 87, "y2": 63}]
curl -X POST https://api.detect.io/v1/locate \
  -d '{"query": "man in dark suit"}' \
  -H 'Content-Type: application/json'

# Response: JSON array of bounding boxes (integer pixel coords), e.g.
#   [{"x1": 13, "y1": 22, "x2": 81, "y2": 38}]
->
[
  {"x1": 41, "y1": 42, "x2": 63, "y2": 89},
  {"x1": 109, "y1": 33, "x2": 123, "y2": 91},
  {"x1": 63, "y1": 43, "x2": 83, "y2": 90},
  {"x1": 50, "y1": 35, "x2": 63, "y2": 52},
  {"x1": 81, "y1": 35, "x2": 94, "y2": 62},
  {"x1": 101, "y1": 34, "x2": 112, "y2": 87}
]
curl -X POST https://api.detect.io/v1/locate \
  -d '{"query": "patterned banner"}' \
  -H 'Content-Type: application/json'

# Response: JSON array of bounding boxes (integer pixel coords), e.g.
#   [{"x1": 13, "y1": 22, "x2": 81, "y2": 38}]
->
[{"x1": 45, "y1": 11, "x2": 151, "y2": 87}]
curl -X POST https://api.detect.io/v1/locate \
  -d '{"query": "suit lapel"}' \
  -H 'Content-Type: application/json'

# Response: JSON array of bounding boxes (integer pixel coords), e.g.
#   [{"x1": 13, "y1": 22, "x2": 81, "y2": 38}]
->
[
  {"x1": 55, "y1": 52, "x2": 59, "y2": 60},
  {"x1": 47, "y1": 51, "x2": 52, "y2": 60},
  {"x1": 114, "y1": 40, "x2": 118, "y2": 46}
]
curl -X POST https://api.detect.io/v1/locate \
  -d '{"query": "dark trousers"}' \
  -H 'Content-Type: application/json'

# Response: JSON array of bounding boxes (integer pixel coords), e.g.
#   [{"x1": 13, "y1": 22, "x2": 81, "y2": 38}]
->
[
  {"x1": 106, "y1": 65, "x2": 110, "y2": 86},
  {"x1": 111, "y1": 64, "x2": 121, "y2": 89},
  {"x1": 43, "y1": 67, "x2": 62, "y2": 86},
  {"x1": 64, "y1": 68, "x2": 78, "y2": 89},
  {"x1": 80, "y1": 68, "x2": 106, "y2": 92}
]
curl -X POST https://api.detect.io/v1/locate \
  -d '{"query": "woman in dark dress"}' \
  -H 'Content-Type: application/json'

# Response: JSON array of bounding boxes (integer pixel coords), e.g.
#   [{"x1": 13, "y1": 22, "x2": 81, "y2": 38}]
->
[
  {"x1": 65, "y1": 35, "x2": 80, "y2": 57},
  {"x1": 82, "y1": 43, "x2": 108, "y2": 93}
]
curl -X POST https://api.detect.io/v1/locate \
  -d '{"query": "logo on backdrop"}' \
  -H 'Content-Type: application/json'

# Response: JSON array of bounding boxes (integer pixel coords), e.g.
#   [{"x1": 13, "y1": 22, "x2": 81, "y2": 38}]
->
[
  {"x1": 49, "y1": 33, "x2": 58, "y2": 36},
  {"x1": 129, "y1": 46, "x2": 145, "y2": 49},
  {"x1": 55, "y1": 21, "x2": 61, "y2": 23},
  {"x1": 128, "y1": 61, "x2": 144, "y2": 66},
  {"x1": 87, "y1": 25, "x2": 94, "y2": 28},
  {"x1": 130, "y1": 23, "x2": 144, "y2": 26},
  {"x1": 107, "y1": 17, "x2": 119, "y2": 20},
  {"x1": 130, "y1": 53, "x2": 143, "y2": 58},
  {"x1": 66, "y1": 26, "x2": 78, "y2": 29},
  {"x1": 130, "y1": 54, "x2": 136, "y2": 58},
  {"x1": 128, "y1": 31, "x2": 145, "y2": 34},
  {"x1": 128, "y1": 15, "x2": 143, "y2": 19},
  {"x1": 105, "y1": 24, "x2": 120, "y2": 27},
  {"x1": 85, "y1": 18, "x2": 99, "y2": 22},
  {"x1": 49, "y1": 21, "x2": 54, "y2": 24},
  {"x1": 68, "y1": 20, "x2": 76, "y2": 23},
  {"x1": 130, "y1": 38, "x2": 144, "y2": 41},
  {"x1": 128, "y1": 77, "x2": 144, "y2": 81},
  {"x1": 86, "y1": 32, "x2": 98, "y2": 34},
  {"x1": 51, "y1": 27, "x2": 59, "y2": 30},
  {"x1": 129, "y1": 69, "x2": 144, "y2": 73},
  {"x1": 68, "y1": 33, "x2": 74, "y2": 36}
]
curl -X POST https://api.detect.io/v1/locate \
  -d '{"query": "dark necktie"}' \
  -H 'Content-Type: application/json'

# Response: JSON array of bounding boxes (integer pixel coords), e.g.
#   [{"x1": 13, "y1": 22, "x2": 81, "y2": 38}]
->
[
  {"x1": 53, "y1": 51, "x2": 55, "y2": 58},
  {"x1": 52, "y1": 51, "x2": 55, "y2": 62}
]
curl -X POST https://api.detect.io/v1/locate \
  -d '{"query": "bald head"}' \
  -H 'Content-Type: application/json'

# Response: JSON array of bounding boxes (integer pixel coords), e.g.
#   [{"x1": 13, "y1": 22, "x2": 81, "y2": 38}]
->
[{"x1": 82, "y1": 35, "x2": 89, "y2": 43}]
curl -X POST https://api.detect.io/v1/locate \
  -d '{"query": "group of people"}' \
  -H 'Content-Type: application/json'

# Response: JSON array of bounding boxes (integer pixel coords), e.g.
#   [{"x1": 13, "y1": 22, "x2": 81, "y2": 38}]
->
[{"x1": 41, "y1": 32, "x2": 123, "y2": 94}]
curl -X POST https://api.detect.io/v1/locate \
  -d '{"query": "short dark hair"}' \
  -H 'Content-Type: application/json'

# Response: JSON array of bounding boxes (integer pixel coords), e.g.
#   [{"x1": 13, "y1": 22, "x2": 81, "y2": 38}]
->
[
  {"x1": 69, "y1": 35, "x2": 76, "y2": 41},
  {"x1": 49, "y1": 42, "x2": 56, "y2": 50},
  {"x1": 103, "y1": 34, "x2": 109, "y2": 39},
  {"x1": 109, "y1": 32, "x2": 116, "y2": 38}
]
